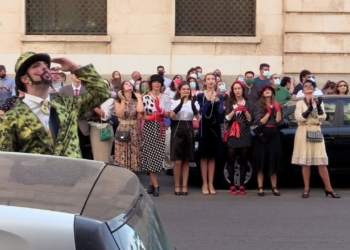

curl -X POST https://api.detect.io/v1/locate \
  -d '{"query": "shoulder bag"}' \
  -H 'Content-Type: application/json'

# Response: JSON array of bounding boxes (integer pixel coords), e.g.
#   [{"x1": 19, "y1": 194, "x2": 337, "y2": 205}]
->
[{"x1": 306, "y1": 131, "x2": 323, "y2": 142}]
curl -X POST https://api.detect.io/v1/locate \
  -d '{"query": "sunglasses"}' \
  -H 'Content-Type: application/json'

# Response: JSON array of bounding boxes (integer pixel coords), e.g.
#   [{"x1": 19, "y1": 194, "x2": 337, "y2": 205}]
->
[
  {"x1": 339, "y1": 84, "x2": 347, "y2": 87},
  {"x1": 273, "y1": 77, "x2": 280, "y2": 79}
]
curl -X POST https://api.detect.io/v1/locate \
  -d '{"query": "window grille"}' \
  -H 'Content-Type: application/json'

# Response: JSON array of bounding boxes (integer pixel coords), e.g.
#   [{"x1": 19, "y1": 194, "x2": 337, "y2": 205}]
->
[
  {"x1": 26, "y1": 0, "x2": 107, "y2": 35},
  {"x1": 175, "y1": 0, "x2": 256, "y2": 36}
]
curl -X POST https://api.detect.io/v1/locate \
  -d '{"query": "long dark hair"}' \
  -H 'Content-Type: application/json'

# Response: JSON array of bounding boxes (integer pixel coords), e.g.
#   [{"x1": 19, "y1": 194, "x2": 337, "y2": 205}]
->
[
  {"x1": 173, "y1": 82, "x2": 193, "y2": 100},
  {"x1": 170, "y1": 75, "x2": 183, "y2": 92},
  {"x1": 116, "y1": 81, "x2": 137, "y2": 103},
  {"x1": 187, "y1": 77, "x2": 200, "y2": 91},
  {"x1": 229, "y1": 81, "x2": 247, "y2": 105},
  {"x1": 257, "y1": 91, "x2": 276, "y2": 114}
]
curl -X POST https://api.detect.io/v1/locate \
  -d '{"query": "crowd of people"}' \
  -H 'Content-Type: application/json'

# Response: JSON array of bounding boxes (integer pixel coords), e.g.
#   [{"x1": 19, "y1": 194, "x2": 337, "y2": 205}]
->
[{"x1": 0, "y1": 55, "x2": 348, "y2": 199}]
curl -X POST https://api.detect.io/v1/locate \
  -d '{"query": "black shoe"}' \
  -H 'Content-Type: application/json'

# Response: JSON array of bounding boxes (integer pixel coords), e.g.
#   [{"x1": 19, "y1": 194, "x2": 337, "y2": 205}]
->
[
  {"x1": 147, "y1": 185, "x2": 155, "y2": 194},
  {"x1": 271, "y1": 187, "x2": 281, "y2": 196},
  {"x1": 324, "y1": 189, "x2": 340, "y2": 198},
  {"x1": 258, "y1": 187, "x2": 265, "y2": 196},
  {"x1": 181, "y1": 186, "x2": 188, "y2": 196},
  {"x1": 153, "y1": 187, "x2": 160, "y2": 197},
  {"x1": 174, "y1": 186, "x2": 181, "y2": 196},
  {"x1": 302, "y1": 190, "x2": 310, "y2": 198}
]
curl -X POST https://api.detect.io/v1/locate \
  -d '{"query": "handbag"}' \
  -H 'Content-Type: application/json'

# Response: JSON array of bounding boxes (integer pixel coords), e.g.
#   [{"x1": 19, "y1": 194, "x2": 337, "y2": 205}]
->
[
  {"x1": 306, "y1": 131, "x2": 323, "y2": 142},
  {"x1": 100, "y1": 126, "x2": 113, "y2": 141},
  {"x1": 115, "y1": 131, "x2": 131, "y2": 142},
  {"x1": 192, "y1": 119, "x2": 199, "y2": 129},
  {"x1": 252, "y1": 126, "x2": 269, "y2": 144}
]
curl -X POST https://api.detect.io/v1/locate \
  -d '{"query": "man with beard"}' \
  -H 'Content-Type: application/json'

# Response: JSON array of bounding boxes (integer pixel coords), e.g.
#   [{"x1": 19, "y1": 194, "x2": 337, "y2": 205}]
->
[
  {"x1": 0, "y1": 65, "x2": 16, "y2": 106},
  {"x1": 0, "y1": 52, "x2": 110, "y2": 157}
]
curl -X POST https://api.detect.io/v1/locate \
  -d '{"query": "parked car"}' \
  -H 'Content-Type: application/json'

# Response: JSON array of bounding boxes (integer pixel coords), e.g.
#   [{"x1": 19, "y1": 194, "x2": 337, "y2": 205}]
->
[
  {"x1": 0, "y1": 152, "x2": 175, "y2": 250},
  {"x1": 191, "y1": 96, "x2": 350, "y2": 188}
]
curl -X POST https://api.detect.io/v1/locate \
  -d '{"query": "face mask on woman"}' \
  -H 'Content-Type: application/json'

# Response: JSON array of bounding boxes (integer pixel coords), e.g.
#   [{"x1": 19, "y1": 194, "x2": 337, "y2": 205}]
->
[
  {"x1": 190, "y1": 82, "x2": 196, "y2": 89},
  {"x1": 135, "y1": 85, "x2": 140, "y2": 90},
  {"x1": 219, "y1": 84, "x2": 226, "y2": 92},
  {"x1": 141, "y1": 85, "x2": 147, "y2": 92}
]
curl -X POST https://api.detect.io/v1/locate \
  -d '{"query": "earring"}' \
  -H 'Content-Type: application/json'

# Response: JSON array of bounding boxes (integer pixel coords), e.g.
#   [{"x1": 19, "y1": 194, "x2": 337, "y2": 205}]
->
[{"x1": 29, "y1": 81, "x2": 33, "y2": 86}]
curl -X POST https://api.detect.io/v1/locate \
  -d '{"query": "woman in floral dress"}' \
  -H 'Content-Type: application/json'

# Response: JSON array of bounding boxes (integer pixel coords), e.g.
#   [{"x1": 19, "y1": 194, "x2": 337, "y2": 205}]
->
[{"x1": 114, "y1": 81, "x2": 144, "y2": 171}]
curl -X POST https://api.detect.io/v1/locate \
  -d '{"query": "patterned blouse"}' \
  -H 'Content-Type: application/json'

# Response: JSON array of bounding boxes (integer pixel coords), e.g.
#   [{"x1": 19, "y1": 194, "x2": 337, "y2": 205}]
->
[
  {"x1": 252, "y1": 102, "x2": 284, "y2": 127},
  {"x1": 142, "y1": 93, "x2": 171, "y2": 115}
]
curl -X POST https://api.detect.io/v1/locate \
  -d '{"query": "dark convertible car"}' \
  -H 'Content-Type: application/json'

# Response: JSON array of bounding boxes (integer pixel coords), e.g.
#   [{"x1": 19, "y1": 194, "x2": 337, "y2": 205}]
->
[{"x1": 192, "y1": 96, "x2": 350, "y2": 188}]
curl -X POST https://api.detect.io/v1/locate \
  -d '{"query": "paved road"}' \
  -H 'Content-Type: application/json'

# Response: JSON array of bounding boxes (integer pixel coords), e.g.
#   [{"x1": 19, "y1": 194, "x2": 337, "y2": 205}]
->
[{"x1": 138, "y1": 173, "x2": 350, "y2": 250}]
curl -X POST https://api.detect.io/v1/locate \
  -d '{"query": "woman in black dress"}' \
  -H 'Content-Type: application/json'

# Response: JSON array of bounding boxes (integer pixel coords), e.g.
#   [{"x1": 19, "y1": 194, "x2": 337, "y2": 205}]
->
[
  {"x1": 252, "y1": 84, "x2": 283, "y2": 196},
  {"x1": 170, "y1": 82, "x2": 200, "y2": 196},
  {"x1": 224, "y1": 80, "x2": 252, "y2": 195},
  {"x1": 197, "y1": 73, "x2": 224, "y2": 195}
]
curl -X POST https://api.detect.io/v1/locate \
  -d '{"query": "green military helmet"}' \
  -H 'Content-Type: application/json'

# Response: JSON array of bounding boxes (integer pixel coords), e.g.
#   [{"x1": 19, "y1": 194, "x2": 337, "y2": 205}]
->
[{"x1": 15, "y1": 52, "x2": 51, "y2": 92}]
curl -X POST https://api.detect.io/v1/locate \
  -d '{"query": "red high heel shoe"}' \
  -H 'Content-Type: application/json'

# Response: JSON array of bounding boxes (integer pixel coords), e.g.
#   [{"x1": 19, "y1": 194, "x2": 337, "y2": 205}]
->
[{"x1": 230, "y1": 186, "x2": 237, "y2": 195}]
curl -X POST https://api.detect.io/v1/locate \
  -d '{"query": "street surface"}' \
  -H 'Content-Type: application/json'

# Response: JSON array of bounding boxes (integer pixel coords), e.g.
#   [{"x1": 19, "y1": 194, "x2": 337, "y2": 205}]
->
[{"x1": 138, "y1": 173, "x2": 350, "y2": 250}]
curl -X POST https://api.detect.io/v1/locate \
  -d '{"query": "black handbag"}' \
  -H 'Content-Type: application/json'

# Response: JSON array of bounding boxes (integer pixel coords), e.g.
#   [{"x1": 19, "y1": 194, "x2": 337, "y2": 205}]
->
[
  {"x1": 115, "y1": 131, "x2": 131, "y2": 142},
  {"x1": 306, "y1": 131, "x2": 323, "y2": 142},
  {"x1": 252, "y1": 126, "x2": 269, "y2": 144}
]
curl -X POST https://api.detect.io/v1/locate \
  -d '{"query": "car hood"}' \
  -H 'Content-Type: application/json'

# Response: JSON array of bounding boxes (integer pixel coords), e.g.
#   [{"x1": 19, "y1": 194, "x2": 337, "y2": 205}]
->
[{"x1": 0, "y1": 152, "x2": 138, "y2": 219}]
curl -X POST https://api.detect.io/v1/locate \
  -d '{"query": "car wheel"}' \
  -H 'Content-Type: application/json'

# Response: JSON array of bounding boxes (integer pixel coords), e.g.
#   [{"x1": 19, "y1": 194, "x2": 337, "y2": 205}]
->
[{"x1": 222, "y1": 158, "x2": 253, "y2": 188}]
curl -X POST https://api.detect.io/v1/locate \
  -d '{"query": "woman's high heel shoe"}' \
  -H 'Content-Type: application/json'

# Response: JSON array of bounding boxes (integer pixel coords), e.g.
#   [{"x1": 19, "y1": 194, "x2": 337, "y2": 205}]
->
[
  {"x1": 324, "y1": 189, "x2": 340, "y2": 198},
  {"x1": 302, "y1": 190, "x2": 310, "y2": 198},
  {"x1": 258, "y1": 187, "x2": 265, "y2": 196},
  {"x1": 209, "y1": 185, "x2": 216, "y2": 195},
  {"x1": 271, "y1": 187, "x2": 281, "y2": 196},
  {"x1": 181, "y1": 186, "x2": 188, "y2": 196},
  {"x1": 153, "y1": 186, "x2": 160, "y2": 197},
  {"x1": 174, "y1": 186, "x2": 181, "y2": 196},
  {"x1": 202, "y1": 185, "x2": 209, "y2": 195},
  {"x1": 147, "y1": 185, "x2": 155, "y2": 194}
]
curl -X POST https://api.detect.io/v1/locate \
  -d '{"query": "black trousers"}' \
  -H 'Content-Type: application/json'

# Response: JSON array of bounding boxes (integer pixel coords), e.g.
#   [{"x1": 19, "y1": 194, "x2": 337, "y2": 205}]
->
[{"x1": 78, "y1": 128, "x2": 92, "y2": 159}]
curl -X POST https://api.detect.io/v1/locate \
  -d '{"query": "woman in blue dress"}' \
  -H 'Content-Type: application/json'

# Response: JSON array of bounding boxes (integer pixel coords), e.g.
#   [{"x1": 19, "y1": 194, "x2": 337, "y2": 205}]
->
[{"x1": 197, "y1": 73, "x2": 224, "y2": 195}]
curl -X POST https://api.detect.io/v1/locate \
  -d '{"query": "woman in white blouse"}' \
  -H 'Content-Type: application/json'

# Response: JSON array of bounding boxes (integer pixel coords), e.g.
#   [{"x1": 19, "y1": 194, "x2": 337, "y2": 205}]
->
[{"x1": 170, "y1": 82, "x2": 200, "y2": 196}]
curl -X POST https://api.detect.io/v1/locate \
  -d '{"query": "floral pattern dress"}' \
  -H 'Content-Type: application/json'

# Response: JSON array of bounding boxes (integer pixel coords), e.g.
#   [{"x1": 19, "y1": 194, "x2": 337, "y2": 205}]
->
[{"x1": 114, "y1": 99, "x2": 142, "y2": 171}]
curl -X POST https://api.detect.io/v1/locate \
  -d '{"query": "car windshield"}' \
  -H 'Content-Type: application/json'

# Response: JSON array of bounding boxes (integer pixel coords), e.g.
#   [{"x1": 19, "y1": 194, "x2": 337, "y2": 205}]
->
[{"x1": 0, "y1": 152, "x2": 104, "y2": 215}]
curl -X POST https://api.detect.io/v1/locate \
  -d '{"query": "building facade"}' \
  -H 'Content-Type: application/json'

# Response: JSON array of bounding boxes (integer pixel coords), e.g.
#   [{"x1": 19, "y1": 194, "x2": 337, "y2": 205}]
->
[{"x1": 1, "y1": 0, "x2": 350, "y2": 85}]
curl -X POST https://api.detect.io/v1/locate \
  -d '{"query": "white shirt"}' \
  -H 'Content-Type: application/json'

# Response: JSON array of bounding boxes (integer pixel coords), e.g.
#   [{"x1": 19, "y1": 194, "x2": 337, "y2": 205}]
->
[
  {"x1": 171, "y1": 99, "x2": 200, "y2": 121},
  {"x1": 296, "y1": 88, "x2": 323, "y2": 98},
  {"x1": 129, "y1": 79, "x2": 135, "y2": 86},
  {"x1": 164, "y1": 87, "x2": 176, "y2": 100},
  {"x1": 23, "y1": 93, "x2": 51, "y2": 131},
  {"x1": 164, "y1": 77, "x2": 172, "y2": 88},
  {"x1": 72, "y1": 84, "x2": 82, "y2": 96},
  {"x1": 50, "y1": 81, "x2": 63, "y2": 92}
]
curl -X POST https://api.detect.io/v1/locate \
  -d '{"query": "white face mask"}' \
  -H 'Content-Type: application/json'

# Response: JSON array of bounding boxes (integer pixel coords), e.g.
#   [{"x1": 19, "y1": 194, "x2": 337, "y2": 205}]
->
[
  {"x1": 190, "y1": 73, "x2": 197, "y2": 79},
  {"x1": 263, "y1": 70, "x2": 269, "y2": 77},
  {"x1": 197, "y1": 72, "x2": 202, "y2": 78}
]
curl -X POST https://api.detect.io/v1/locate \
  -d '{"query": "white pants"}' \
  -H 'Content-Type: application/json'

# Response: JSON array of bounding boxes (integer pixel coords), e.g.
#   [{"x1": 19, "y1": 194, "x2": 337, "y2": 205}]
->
[{"x1": 164, "y1": 127, "x2": 173, "y2": 170}]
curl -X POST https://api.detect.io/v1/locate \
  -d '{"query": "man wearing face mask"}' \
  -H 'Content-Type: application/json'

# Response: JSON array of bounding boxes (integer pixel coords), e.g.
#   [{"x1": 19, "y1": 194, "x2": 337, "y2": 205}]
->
[
  {"x1": 253, "y1": 63, "x2": 271, "y2": 88},
  {"x1": 243, "y1": 71, "x2": 260, "y2": 105},
  {"x1": 0, "y1": 65, "x2": 16, "y2": 106},
  {"x1": 195, "y1": 66, "x2": 204, "y2": 90},
  {"x1": 0, "y1": 52, "x2": 110, "y2": 157},
  {"x1": 270, "y1": 73, "x2": 291, "y2": 104},
  {"x1": 157, "y1": 65, "x2": 172, "y2": 88}
]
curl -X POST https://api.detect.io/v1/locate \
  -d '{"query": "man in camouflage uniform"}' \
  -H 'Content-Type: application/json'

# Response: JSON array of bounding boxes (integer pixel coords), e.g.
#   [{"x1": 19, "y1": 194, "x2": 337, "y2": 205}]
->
[{"x1": 0, "y1": 52, "x2": 110, "y2": 157}]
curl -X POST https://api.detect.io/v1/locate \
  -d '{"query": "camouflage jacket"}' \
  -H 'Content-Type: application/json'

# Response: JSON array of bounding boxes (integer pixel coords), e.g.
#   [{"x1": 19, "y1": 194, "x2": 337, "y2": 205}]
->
[{"x1": 0, "y1": 64, "x2": 110, "y2": 158}]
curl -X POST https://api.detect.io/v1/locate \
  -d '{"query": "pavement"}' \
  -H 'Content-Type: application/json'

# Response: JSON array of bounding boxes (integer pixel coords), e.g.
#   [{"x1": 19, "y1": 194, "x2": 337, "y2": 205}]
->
[{"x1": 138, "y1": 172, "x2": 350, "y2": 250}]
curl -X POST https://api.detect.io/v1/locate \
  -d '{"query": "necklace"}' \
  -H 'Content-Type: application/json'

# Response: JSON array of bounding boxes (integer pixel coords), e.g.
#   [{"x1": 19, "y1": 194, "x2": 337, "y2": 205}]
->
[{"x1": 203, "y1": 93, "x2": 214, "y2": 119}]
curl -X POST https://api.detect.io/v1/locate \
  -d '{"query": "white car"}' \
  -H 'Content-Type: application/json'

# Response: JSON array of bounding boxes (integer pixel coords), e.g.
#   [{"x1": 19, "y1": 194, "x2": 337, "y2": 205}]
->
[{"x1": 0, "y1": 152, "x2": 174, "y2": 250}]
